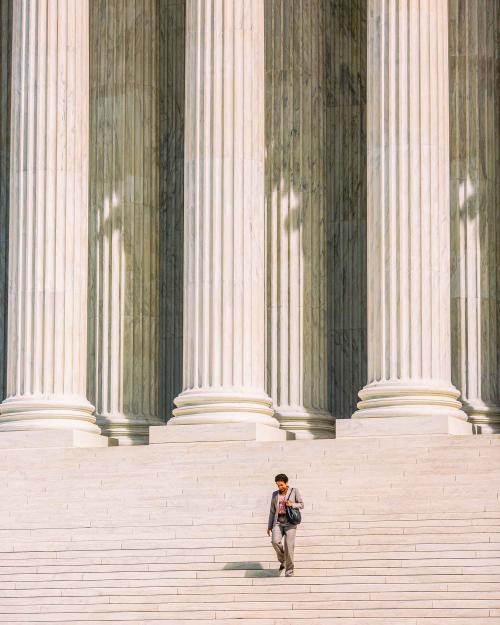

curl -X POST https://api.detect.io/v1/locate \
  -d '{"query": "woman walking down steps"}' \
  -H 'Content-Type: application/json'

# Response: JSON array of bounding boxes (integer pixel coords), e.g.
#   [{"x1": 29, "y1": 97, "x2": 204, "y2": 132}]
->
[{"x1": 267, "y1": 473, "x2": 304, "y2": 577}]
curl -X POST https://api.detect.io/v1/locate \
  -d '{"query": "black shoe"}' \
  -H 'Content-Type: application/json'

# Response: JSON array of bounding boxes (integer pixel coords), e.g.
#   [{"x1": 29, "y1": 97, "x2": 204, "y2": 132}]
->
[{"x1": 279, "y1": 563, "x2": 285, "y2": 571}]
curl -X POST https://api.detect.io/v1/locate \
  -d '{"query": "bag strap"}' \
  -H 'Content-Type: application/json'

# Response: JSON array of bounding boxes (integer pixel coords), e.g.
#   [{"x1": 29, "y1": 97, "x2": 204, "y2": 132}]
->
[{"x1": 286, "y1": 487, "x2": 294, "y2": 501}]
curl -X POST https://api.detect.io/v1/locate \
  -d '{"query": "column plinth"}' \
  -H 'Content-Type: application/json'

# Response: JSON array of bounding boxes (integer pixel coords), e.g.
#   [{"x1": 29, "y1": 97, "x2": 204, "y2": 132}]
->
[
  {"x1": 351, "y1": 0, "x2": 469, "y2": 433},
  {"x1": 0, "y1": 0, "x2": 103, "y2": 442},
  {"x1": 167, "y1": 0, "x2": 281, "y2": 438}
]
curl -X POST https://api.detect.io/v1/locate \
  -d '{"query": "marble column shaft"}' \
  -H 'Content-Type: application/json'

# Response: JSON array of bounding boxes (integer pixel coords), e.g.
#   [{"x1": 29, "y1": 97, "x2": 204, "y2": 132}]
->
[
  {"x1": 159, "y1": 0, "x2": 185, "y2": 421},
  {"x1": 0, "y1": 0, "x2": 11, "y2": 403},
  {"x1": 171, "y1": 0, "x2": 277, "y2": 427},
  {"x1": 325, "y1": 0, "x2": 367, "y2": 421},
  {"x1": 449, "y1": 0, "x2": 500, "y2": 432},
  {"x1": 89, "y1": 0, "x2": 162, "y2": 444},
  {"x1": 266, "y1": 0, "x2": 333, "y2": 438},
  {"x1": 0, "y1": 0, "x2": 99, "y2": 432},
  {"x1": 354, "y1": 0, "x2": 466, "y2": 420}
]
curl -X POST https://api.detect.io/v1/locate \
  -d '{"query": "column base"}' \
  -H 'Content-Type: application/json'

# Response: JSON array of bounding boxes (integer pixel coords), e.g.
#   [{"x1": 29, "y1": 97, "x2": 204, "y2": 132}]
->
[
  {"x1": 463, "y1": 400, "x2": 500, "y2": 434},
  {"x1": 353, "y1": 381, "x2": 467, "y2": 420},
  {"x1": 170, "y1": 388, "x2": 279, "y2": 428},
  {"x1": 150, "y1": 422, "x2": 292, "y2": 443},
  {"x1": 97, "y1": 414, "x2": 165, "y2": 445},
  {"x1": 274, "y1": 408, "x2": 335, "y2": 439},
  {"x1": 337, "y1": 415, "x2": 473, "y2": 437},
  {"x1": 0, "y1": 395, "x2": 102, "y2": 434}
]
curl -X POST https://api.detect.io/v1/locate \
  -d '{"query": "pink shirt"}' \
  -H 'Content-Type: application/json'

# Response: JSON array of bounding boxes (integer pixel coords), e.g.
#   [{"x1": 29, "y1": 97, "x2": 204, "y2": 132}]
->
[{"x1": 278, "y1": 494, "x2": 286, "y2": 515}]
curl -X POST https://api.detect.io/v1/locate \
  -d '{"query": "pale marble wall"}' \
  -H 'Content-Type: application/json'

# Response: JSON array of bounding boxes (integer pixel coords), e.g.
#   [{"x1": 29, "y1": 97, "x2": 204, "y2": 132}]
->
[
  {"x1": 0, "y1": 0, "x2": 11, "y2": 403},
  {"x1": 325, "y1": 0, "x2": 367, "y2": 419},
  {"x1": 159, "y1": 0, "x2": 185, "y2": 422},
  {"x1": 449, "y1": 0, "x2": 500, "y2": 431}
]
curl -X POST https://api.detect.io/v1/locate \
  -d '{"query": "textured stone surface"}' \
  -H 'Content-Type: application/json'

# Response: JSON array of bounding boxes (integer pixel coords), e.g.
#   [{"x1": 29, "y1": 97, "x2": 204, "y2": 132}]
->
[
  {"x1": 169, "y1": 0, "x2": 278, "y2": 429},
  {"x1": 337, "y1": 415, "x2": 473, "y2": 437},
  {"x1": 0, "y1": 0, "x2": 99, "y2": 435},
  {"x1": 325, "y1": 0, "x2": 367, "y2": 421},
  {"x1": 159, "y1": 0, "x2": 185, "y2": 423},
  {"x1": 0, "y1": 429, "x2": 114, "y2": 449},
  {"x1": 89, "y1": 0, "x2": 163, "y2": 444},
  {"x1": 353, "y1": 0, "x2": 466, "y2": 423},
  {"x1": 0, "y1": 0, "x2": 11, "y2": 405},
  {"x1": 1, "y1": 435, "x2": 500, "y2": 621},
  {"x1": 151, "y1": 422, "x2": 290, "y2": 443},
  {"x1": 265, "y1": 0, "x2": 333, "y2": 438},
  {"x1": 449, "y1": 0, "x2": 500, "y2": 432}
]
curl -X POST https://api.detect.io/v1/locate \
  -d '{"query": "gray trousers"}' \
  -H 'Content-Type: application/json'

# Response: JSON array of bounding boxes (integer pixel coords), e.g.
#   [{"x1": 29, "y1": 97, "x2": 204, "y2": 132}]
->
[{"x1": 271, "y1": 520, "x2": 296, "y2": 573}]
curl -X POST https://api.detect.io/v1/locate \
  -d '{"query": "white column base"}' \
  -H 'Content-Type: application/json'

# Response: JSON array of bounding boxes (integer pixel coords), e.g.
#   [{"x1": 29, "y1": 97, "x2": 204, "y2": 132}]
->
[
  {"x1": 275, "y1": 408, "x2": 335, "y2": 439},
  {"x1": 337, "y1": 415, "x2": 473, "y2": 438},
  {"x1": 353, "y1": 381, "x2": 467, "y2": 421},
  {"x1": 97, "y1": 415, "x2": 165, "y2": 446},
  {"x1": 0, "y1": 396, "x2": 101, "y2": 434},
  {"x1": 170, "y1": 389, "x2": 279, "y2": 429},
  {"x1": 150, "y1": 422, "x2": 292, "y2": 443}
]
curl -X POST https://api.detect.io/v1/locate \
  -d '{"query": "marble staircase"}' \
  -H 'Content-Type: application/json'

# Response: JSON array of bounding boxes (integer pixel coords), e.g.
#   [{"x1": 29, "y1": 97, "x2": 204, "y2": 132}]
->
[{"x1": 1, "y1": 434, "x2": 500, "y2": 624}]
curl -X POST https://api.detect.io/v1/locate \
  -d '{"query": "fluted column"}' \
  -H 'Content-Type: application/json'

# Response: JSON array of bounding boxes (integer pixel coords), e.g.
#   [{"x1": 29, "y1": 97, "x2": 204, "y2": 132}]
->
[
  {"x1": 159, "y1": 0, "x2": 185, "y2": 421},
  {"x1": 266, "y1": 1, "x2": 333, "y2": 438},
  {"x1": 0, "y1": 0, "x2": 99, "y2": 433},
  {"x1": 170, "y1": 0, "x2": 278, "y2": 429},
  {"x1": 325, "y1": 0, "x2": 367, "y2": 421},
  {"x1": 353, "y1": 0, "x2": 467, "y2": 424},
  {"x1": 449, "y1": 0, "x2": 500, "y2": 433},
  {"x1": 89, "y1": 0, "x2": 162, "y2": 444},
  {"x1": 0, "y1": 0, "x2": 11, "y2": 404}
]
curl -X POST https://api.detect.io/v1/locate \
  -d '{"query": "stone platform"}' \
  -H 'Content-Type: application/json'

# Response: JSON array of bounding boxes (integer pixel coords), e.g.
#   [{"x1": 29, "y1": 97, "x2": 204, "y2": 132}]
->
[{"x1": 1, "y1": 433, "x2": 500, "y2": 623}]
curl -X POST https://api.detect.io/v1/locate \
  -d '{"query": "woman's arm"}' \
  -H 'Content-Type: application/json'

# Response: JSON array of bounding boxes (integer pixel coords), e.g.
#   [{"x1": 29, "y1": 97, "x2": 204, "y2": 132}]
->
[
  {"x1": 292, "y1": 488, "x2": 304, "y2": 509},
  {"x1": 268, "y1": 493, "x2": 276, "y2": 530}
]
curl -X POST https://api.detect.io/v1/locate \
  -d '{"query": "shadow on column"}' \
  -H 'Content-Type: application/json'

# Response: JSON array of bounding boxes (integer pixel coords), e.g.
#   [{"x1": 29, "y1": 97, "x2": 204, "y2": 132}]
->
[
  {"x1": 88, "y1": 0, "x2": 163, "y2": 444},
  {"x1": 264, "y1": 0, "x2": 367, "y2": 431},
  {"x1": 325, "y1": 0, "x2": 367, "y2": 421},
  {"x1": 0, "y1": 0, "x2": 12, "y2": 403},
  {"x1": 449, "y1": 0, "x2": 500, "y2": 432},
  {"x1": 159, "y1": 0, "x2": 185, "y2": 423},
  {"x1": 265, "y1": 0, "x2": 333, "y2": 438}
]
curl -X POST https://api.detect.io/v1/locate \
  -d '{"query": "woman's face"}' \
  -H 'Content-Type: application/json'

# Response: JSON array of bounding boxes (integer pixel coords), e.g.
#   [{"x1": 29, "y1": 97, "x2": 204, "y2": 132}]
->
[{"x1": 276, "y1": 480, "x2": 288, "y2": 494}]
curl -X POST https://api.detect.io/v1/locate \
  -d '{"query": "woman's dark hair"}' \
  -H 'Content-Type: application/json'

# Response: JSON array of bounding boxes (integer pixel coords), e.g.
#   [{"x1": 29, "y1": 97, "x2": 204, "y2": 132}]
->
[{"x1": 275, "y1": 473, "x2": 288, "y2": 483}]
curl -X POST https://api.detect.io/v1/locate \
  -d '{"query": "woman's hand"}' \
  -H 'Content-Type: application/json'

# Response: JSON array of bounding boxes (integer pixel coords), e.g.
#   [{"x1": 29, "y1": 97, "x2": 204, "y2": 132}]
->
[
  {"x1": 285, "y1": 500, "x2": 293, "y2": 507},
  {"x1": 267, "y1": 529, "x2": 271, "y2": 537}
]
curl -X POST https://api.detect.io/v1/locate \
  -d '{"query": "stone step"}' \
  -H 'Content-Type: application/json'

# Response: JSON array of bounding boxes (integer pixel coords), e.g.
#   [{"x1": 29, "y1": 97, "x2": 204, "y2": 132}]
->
[
  {"x1": 3, "y1": 532, "x2": 499, "y2": 553},
  {"x1": 5, "y1": 589, "x2": 500, "y2": 604},
  {"x1": 3, "y1": 538, "x2": 500, "y2": 563},
  {"x1": 4, "y1": 559, "x2": 500, "y2": 584},
  {"x1": 3, "y1": 597, "x2": 500, "y2": 614},
  {"x1": 2, "y1": 554, "x2": 500, "y2": 576},
  {"x1": 2, "y1": 454, "x2": 499, "y2": 473},
  {"x1": 3, "y1": 581, "x2": 500, "y2": 597},
  {"x1": 1, "y1": 609, "x2": 499, "y2": 625},
  {"x1": 2, "y1": 522, "x2": 499, "y2": 543},
  {"x1": 0, "y1": 607, "x2": 497, "y2": 622},
  {"x1": 5, "y1": 483, "x2": 499, "y2": 502},
  {"x1": 2, "y1": 435, "x2": 500, "y2": 623}
]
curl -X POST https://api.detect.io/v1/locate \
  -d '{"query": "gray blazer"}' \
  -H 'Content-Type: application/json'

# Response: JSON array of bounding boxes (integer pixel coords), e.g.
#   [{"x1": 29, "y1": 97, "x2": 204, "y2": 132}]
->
[{"x1": 268, "y1": 487, "x2": 304, "y2": 530}]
